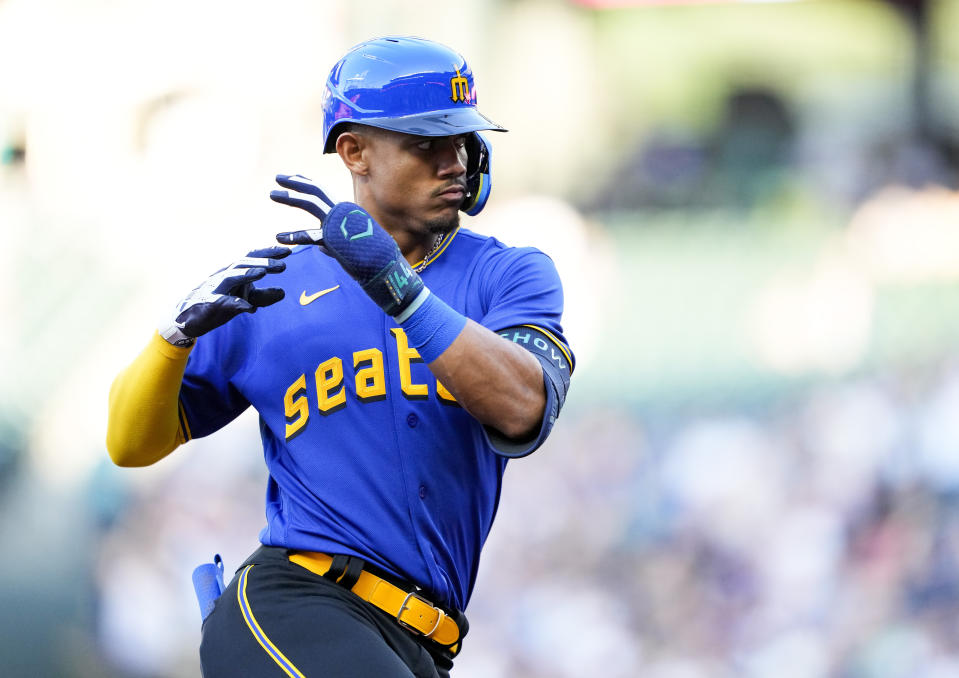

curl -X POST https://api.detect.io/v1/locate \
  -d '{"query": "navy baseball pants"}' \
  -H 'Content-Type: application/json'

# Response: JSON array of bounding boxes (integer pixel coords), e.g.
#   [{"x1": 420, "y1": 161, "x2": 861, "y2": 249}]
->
[{"x1": 199, "y1": 546, "x2": 452, "y2": 678}]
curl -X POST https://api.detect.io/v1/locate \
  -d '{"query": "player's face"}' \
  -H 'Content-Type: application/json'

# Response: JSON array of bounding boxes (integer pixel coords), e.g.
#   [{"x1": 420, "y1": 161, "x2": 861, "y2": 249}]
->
[{"x1": 363, "y1": 130, "x2": 468, "y2": 237}]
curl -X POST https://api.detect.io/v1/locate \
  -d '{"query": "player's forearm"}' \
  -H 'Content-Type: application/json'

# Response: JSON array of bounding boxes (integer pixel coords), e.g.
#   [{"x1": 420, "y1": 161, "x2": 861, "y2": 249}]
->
[
  {"x1": 106, "y1": 332, "x2": 191, "y2": 467},
  {"x1": 428, "y1": 319, "x2": 546, "y2": 440}
]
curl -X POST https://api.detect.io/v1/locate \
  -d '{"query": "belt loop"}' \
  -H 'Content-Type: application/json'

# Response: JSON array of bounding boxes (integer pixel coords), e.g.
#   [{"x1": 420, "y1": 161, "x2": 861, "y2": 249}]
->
[
  {"x1": 338, "y1": 556, "x2": 364, "y2": 590},
  {"x1": 324, "y1": 554, "x2": 350, "y2": 583}
]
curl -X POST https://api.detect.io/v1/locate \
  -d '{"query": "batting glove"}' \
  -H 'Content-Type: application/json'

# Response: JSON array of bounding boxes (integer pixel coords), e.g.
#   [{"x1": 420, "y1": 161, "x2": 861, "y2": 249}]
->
[
  {"x1": 271, "y1": 174, "x2": 426, "y2": 320},
  {"x1": 159, "y1": 247, "x2": 290, "y2": 347}
]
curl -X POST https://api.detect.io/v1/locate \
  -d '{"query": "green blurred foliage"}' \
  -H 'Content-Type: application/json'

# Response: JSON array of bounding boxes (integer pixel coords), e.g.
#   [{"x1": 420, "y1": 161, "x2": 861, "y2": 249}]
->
[
  {"x1": 591, "y1": 0, "x2": 911, "y2": 143},
  {"x1": 576, "y1": 206, "x2": 959, "y2": 412}
]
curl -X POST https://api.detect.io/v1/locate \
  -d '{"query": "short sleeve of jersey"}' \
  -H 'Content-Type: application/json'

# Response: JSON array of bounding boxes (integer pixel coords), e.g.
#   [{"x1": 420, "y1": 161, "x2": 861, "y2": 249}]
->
[
  {"x1": 178, "y1": 318, "x2": 252, "y2": 440},
  {"x1": 475, "y1": 245, "x2": 574, "y2": 457},
  {"x1": 478, "y1": 246, "x2": 568, "y2": 343}
]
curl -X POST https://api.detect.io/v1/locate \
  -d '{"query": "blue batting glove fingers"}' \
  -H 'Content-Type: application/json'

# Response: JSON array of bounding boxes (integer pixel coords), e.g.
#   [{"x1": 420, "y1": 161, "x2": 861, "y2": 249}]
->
[
  {"x1": 223, "y1": 254, "x2": 288, "y2": 275},
  {"x1": 175, "y1": 296, "x2": 254, "y2": 338},
  {"x1": 270, "y1": 174, "x2": 336, "y2": 222},
  {"x1": 245, "y1": 246, "x2": 292, "y2": 263},
  {"x1": 217, "y1": 268, "x2": 286, "y2": 310},
  {"x1": 274, "y1": 174, "x2": 336, "y2": 208},
  {"x1": 270, "y1": 190, "x2": 330, "y2": 222},
  {"x1": 246, "y1": 286, "x2": 285, "y2": 308},
  {"x1": 269, "y1": 173, "x2": 426, "y2": 318},
  {"x1": 213, "y1": 268, "x2": 266, "y2": 296},
  {"x1": 159, "y1": 249, "x2": 290, "y2": 345},
  {"x1": 276, "y1": 229, "x2": 324, "y2": 247}
]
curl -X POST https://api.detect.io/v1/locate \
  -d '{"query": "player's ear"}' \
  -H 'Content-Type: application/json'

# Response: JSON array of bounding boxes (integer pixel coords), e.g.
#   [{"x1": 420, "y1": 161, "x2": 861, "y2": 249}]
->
[{"x1": 336, "y1": 132, "x2": 370, "y2": 176}]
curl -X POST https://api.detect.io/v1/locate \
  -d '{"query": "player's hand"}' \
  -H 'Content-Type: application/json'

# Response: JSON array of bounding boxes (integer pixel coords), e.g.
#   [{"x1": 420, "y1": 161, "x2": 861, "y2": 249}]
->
[
  {"x1": 159, "y1": 247, "x2": 290, "y2": 347},
  {"x1": 271, "y1": 174, "x2": 426, "y2": 319}
]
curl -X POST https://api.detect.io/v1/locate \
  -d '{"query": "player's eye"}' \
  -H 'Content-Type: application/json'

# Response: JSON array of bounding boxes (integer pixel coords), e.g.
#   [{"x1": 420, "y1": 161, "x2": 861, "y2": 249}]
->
[{"x1": 416, "y1": 140, "x2": 432, "y2": 151}]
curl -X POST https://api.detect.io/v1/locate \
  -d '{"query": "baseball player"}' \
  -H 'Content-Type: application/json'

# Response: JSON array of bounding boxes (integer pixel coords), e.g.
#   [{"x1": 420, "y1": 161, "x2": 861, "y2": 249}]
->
[{"x1": 106, "y1": 36, "x2": 573, "y2": 677}]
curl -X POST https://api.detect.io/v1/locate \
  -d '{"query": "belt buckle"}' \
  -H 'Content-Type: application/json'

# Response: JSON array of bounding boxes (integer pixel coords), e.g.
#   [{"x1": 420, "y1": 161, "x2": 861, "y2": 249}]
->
[{"x1": 396, "y1": 590, "x2": 443, "y2": 637}]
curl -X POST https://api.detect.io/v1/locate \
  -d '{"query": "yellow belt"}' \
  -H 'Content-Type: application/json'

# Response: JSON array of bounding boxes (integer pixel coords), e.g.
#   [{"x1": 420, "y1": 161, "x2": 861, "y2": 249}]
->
[{"x1": 288, "y1": 551, "x2": 460, "y2": 648}]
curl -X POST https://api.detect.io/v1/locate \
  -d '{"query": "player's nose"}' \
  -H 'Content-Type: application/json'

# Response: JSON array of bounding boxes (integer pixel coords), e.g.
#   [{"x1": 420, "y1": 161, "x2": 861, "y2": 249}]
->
[{"x1": 436, "y1": 138, "x2": 467, "y2": 178}]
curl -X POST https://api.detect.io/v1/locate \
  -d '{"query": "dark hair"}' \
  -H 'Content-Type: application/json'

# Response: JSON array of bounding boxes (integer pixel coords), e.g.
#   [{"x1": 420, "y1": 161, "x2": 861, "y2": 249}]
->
[{"x1": 330, "y1": 122, "x2": 384, "y2": 149}]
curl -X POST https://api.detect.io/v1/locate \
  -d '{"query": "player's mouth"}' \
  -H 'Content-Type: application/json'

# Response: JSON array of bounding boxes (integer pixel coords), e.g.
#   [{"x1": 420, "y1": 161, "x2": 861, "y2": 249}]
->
[{"x1": 435, "y1": 182, "x2": 466, "y2": 205}]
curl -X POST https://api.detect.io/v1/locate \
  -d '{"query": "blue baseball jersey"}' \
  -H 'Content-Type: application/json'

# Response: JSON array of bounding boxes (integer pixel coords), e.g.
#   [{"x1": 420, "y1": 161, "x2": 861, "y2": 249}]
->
[{"x1": 178, "y1": 226, "x2": 573, "y2": 610}]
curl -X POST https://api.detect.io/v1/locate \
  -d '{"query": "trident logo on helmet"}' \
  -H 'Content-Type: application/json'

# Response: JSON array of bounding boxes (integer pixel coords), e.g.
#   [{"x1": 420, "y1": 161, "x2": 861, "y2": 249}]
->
[{"x1": 450, "y1": 70, "x2": 471, "y2": 104}]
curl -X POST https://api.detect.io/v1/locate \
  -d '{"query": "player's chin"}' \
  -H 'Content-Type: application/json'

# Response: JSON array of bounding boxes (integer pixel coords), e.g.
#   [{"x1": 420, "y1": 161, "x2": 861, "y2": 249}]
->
[{"x1": 424, "y1": 208, "x2": 460, "y2": 235}]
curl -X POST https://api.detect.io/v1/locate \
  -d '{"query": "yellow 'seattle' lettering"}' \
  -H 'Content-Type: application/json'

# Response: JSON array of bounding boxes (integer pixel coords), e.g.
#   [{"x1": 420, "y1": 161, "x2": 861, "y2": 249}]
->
[
  {"x1": 283, "y1": 327, "x2": 532, "y2": 435},
  {"x1": 354, "y1": 348, "x2": 386, "y2": 402},
  {"x1": 391, "y1": 328, "x2": 429, "y2": 400},
  {"x1": 284, "y1": 374, "x2": 309, "y2": 441},
  {"x1": 315, "y1": 357, "x2": 346, "y2": 414},
  {"x1": 436, "y1": 379, "x2": 458, "y2": 405}
]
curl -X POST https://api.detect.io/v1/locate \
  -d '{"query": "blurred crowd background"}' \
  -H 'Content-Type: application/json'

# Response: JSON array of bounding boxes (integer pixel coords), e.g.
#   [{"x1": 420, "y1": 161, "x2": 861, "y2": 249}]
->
[{"x1": 4, "y1": 0, "x2": 959, "y2": 676}]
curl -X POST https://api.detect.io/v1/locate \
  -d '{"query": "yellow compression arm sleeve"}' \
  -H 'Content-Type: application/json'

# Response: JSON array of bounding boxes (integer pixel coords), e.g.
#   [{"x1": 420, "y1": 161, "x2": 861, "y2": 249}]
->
[{"x1": 106, "y1": 331, "x2": 193, "y2": 467}]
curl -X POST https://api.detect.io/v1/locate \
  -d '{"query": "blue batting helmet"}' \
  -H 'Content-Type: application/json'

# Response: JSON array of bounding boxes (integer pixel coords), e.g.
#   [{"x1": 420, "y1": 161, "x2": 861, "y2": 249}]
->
[{"x1": 322, "y1": 36, "x2": 504, "y2": 215}]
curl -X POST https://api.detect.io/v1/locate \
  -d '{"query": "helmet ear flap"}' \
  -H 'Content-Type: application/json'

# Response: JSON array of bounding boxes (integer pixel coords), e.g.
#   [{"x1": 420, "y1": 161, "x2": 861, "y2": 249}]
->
[{"x1": 462, "y1": 132, "x2": 492, "y2": 216}]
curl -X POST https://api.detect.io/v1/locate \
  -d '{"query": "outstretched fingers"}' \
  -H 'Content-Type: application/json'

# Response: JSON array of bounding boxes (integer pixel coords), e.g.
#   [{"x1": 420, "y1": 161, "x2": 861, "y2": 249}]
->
[
  {"x1": 214, "y1": 268, "x2": 267, "y2": 296},
  {"x1": 276, "y1": 229, "x2": 324, "y2": 247},
  {"x1": 231, "y1": 252, "x2": 288, "y2": 274},
  {"x1": 245, "y1": 287, "x2": 285, "y2": 308},
  {"x1": 270, "y1": 174, "x2": 336, "y2": 222},
  {"x1": 270, "y1": 191, "x2": 331, "y2": 222},
  {"x1": 274, "y1": 174, "x2": 336, "y2": 207},
  {"x1": 163, "y1": 245, "x2": 293, "y2": 342},
  {"x1": 246, "y1": 246, "x2": 292, "y2": 260}
]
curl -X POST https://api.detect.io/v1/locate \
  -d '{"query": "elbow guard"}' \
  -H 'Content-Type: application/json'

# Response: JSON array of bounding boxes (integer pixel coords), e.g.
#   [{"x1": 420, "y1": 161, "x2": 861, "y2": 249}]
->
[{"x1": 486, "y1": 325, "x2": 574, "y2": 458}]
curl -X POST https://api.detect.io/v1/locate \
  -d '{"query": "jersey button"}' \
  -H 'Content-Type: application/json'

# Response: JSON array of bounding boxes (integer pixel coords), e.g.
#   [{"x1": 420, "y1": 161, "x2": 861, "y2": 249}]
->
[
  {"x1": 419, "y1": 485, "x2": 427, "y2": 499},
  {"x1": 406, "y1": 413, "x2": 419, "y2": 428}
]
